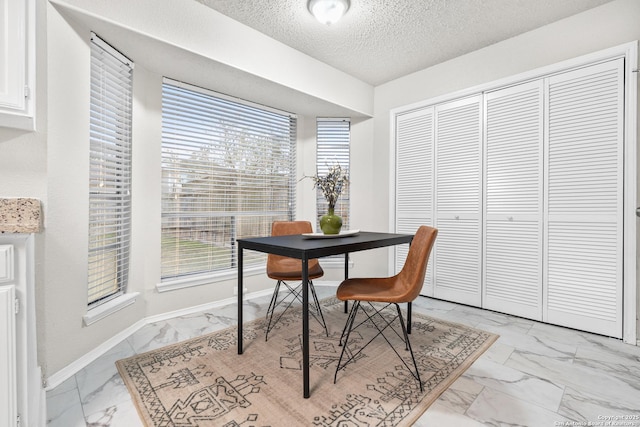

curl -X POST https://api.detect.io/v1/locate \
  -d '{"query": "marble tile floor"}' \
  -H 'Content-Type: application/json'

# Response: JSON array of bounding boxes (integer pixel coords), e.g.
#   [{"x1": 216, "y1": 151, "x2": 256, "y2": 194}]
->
[{"x1": 46, "y1": 285, "x2": 640, "y2": 426}]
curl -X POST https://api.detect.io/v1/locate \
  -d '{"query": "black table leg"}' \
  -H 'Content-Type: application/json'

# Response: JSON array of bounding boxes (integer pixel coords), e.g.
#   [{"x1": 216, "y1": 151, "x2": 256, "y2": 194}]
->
[
  {"x1": 302, "y1": 256, "x2": 310, "y2": 398},
  {"x1": 237, "y1": 246, "x2": 244, "y2": 354},
  {"x1": 406, "y1": 240, "x2": 413, "y2": 334},
  {"x1": 344, "y1": 253, "x2": 349, "y2": 313}
]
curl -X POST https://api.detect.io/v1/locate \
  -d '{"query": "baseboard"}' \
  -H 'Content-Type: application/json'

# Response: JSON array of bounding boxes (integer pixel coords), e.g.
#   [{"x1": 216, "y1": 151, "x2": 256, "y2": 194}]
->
[
  {"x1": 37, "y1": 384, "x2": 46, "y2": 427},
  {"x1": 45, "y1": 287, "x2": 276, "y2": 391},
  {"x1": 313, "y1": 280, "x2": 340, "y2": 288},
  {"x1": 45, "y1": 318, "x2": 147, "y2": 391},
  {"x1": 145, "y1": 288, "x2": 273, "y2": 324}
]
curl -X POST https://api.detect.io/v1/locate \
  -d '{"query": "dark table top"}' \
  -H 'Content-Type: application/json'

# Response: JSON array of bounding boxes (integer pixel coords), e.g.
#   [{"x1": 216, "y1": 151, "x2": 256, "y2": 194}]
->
[{"x1": 237, "y1": 231, "x2": 413, "y2": 259}]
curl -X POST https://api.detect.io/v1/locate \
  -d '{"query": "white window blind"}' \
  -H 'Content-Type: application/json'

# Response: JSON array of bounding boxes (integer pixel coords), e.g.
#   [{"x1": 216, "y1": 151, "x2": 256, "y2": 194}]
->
[
  {"x1": 161, "y1": 79, "x2": 297, "y2": 280},
  {"x1": 88, "y1": 33, "x2": 133, "y2": 307},
  {"x1": 316, "y1": 118, "x2": 350, "y2": 230}
]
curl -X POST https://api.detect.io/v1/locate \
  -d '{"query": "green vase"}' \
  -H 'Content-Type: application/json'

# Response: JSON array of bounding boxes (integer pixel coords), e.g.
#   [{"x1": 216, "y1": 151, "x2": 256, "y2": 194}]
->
[{"x1": 320, "y1": 208, "x2": 343, "y2": 235}]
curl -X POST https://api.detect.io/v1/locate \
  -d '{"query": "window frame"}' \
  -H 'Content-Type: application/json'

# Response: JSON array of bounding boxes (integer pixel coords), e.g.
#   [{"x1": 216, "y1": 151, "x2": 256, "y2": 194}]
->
[{"x1": 84, "y1": 33, "x2": 139, "y2": 325}]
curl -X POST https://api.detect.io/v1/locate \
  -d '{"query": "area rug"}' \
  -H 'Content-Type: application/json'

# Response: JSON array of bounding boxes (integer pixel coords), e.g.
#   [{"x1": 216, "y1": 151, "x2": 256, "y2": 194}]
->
[{"x1": 116, "y1": 297, "x2": 498, "y2": 426}]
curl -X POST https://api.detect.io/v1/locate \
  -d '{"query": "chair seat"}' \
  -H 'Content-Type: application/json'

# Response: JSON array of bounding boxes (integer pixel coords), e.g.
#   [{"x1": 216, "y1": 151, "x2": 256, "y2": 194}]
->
[
  {"x1": 336, "y1": 276, "x2": 413, "y2": 304},
  {"x1": 267, "y1": 258, "x2": 324, "y2": 280}
]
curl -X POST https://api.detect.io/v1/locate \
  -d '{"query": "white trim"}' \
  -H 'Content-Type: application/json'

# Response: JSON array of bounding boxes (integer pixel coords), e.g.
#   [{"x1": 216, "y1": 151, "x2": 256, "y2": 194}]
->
[
  {"x1": 83, "y1": 293, "x2": 139, "y2": 327},
  {"x1": 622, "y1": 41, "x2": 637, "y2": 345},
  {"x1": 146, "y1": 289, "x2": 274, "y2": 325},
  {"x1": 313, "y1": 280, "x2": 340, "y2": 288},
  {"x1": 157, "y1": 266, "x2": 265, "y2": 293},
  {"x1": 0, "y1": 245, "x2": 14, "y2": 283},
  {"x1": 46, "y1": 316, "x2": 147, "y2": 390},
  {"x1": 0, "y1": 113, "x2": 35, "y2": 131},
  {"x1": 388, "y1": 108, "x2": 397, "y2": 275},
  {"x1": 317, "y1": 259, "x2": 354, "y2": 269},
  {"x1": 317, "y1": 117, "x2": 351, "y2": 123}
]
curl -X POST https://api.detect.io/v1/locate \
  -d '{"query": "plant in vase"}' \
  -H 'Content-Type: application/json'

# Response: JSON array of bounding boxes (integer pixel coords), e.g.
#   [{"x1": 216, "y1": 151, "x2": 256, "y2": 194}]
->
[{"x1": 302, "y1": 163, "x2": 349, "y2": 234}]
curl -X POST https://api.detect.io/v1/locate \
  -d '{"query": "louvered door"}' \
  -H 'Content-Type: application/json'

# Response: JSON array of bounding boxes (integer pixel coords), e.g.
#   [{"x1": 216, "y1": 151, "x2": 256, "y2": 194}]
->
[
  {"x1": 394, "y1": 107, "x2": 434, "y2": 295},
  {"x1": 434, "y1": 96, "x2": 483, "y2": 306},
  {"x1": 483, "y1": 81, "x2": 544, "y2": 319},
  {"x1": 544, "y1": 59, "x2": 624, "y2": 338}
]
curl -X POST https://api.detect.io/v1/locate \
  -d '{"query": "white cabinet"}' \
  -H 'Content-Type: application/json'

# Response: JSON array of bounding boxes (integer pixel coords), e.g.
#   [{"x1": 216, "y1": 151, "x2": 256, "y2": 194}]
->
[
  {"x1": 0, "y1": 236, "x2": 42, "y2": 427},
  {"x1": 483, "y1": 81, "x2": 544, "y2": 320},
  {"x1": 393, "y1": 59, "x2": 626, "y2": 338},
  {"x1": 433, "y1": 96, "x2": 483, "y2": 306},
  {"x1": 0, "y1": 283, "x2": 17, "y2": 427},
  {"x1": 0, "y1": 0, "x2": 35, "y2": 130}
]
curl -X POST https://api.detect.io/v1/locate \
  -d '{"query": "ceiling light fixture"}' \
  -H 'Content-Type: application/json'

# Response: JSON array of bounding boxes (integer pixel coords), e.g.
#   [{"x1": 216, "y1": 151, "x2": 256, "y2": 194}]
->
[{"x1": 308, "y1": 0, "x2": 350, "y2": 25}]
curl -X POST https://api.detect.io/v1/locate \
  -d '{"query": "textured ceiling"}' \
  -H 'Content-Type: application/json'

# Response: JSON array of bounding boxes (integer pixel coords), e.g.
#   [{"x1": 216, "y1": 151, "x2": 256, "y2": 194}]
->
[{"x1": 198, "y1": 0, "x2": 614, "y2": 86}]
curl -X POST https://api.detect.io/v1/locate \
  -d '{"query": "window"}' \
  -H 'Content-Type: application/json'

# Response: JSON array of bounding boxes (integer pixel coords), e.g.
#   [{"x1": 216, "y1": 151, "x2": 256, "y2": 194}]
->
[
  {"x1": 161, "y1": 79, "x2": 297, "y2": 282},
  {"x1": 88, "y1": 33, "x2": 133, "y2": 307},
  {"x1": 316, "y1": 118, "x2": 350, "y2": 230}
]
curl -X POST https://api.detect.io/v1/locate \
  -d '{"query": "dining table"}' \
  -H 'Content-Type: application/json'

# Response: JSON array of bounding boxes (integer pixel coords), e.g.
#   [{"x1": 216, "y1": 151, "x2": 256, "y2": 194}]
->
[{"x1": 236, "y1": 230, "x2": 413, "y2": 398}]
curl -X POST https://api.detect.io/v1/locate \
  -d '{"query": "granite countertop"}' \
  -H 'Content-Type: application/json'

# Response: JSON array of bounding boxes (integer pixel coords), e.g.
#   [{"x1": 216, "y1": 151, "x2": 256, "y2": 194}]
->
[{"x1": 0, "y1": 198, "x2": 42, "y2": 233}]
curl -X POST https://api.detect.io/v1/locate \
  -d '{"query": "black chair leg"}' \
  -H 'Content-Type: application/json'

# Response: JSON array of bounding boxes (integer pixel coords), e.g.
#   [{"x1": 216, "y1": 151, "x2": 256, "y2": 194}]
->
[
  {"x1": 309, "y1": 281, "x2": 329, "y2": 337},
  {"x1": 334, "y1": 301, "x2": 360, "y2": 384},
  {"x1": 396, "y1": 304, "x2": 422, "y2": 391},
  {"x1": 265, "y1": 280, "x2": 282, "y2": 341},
  {"x1": 265, "y1": 280, "x2": 328, "y2": 340},
  {"x1": 334, "y1": 301, "x2": 423, "y2": 392},
  {"x1": 338, "y1": 299, "x2": 360, "y2": 346}
]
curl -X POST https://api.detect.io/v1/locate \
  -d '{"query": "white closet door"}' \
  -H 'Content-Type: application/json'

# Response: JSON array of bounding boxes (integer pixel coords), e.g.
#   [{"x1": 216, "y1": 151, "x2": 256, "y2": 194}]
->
[
  {"x1": 394, "y1": 107, "x2": 434, "y2": 294},
  {"x1": 483, "y1": 81, "x2": 544, "y2": 319},
  {"x1": 545, "y1": 59, "x2": 624, "y2": 338},
  {"x1": 434, "y1": 96, "x2": 482, "y2": 306}
]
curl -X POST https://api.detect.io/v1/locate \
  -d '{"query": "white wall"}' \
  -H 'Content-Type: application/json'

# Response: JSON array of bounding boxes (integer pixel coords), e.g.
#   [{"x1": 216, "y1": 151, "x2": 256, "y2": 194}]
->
[{"x1": 372, "y1": 0, "x2": 640, "y2": 340}]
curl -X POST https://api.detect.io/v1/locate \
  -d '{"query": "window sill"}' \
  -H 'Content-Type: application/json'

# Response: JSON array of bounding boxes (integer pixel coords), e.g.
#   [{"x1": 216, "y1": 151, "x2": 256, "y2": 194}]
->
[
  {"x1": 83, "y1": 292, "x2": 139, "y2": 326},
  {"x1": 319, "y1": 258, "x2": 354, "y2": 269},
  {"x1": 156, "y1": 266, "x2": 266, "y2": 293}
]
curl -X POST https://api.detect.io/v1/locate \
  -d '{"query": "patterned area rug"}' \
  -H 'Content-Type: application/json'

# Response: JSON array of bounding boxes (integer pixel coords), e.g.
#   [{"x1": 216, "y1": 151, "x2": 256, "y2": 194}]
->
[{"x1": 116, "y1": 297, "x2": 498, "y2": 426}]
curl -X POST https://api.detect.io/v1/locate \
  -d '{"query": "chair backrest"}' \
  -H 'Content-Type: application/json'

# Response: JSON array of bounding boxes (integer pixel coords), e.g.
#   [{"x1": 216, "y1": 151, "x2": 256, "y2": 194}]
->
[
  {"x1": 398, "y1": 225, "x2": 438, "y2": 302},
  {"x1": 267, "y1": 221, "x2": 321, "y2": 271},
  {"x1": 271, "y1": 220, "x2": 313, "y2": 237}
]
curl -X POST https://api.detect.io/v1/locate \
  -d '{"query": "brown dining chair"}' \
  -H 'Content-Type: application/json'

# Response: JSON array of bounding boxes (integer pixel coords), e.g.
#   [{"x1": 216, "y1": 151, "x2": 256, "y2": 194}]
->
[
  {"x1": 333, "y1": 225, "x2": 437, "y2": 391},
  {"x1": 265, "y1": 221, "x2": 328, "y2": 340}
]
